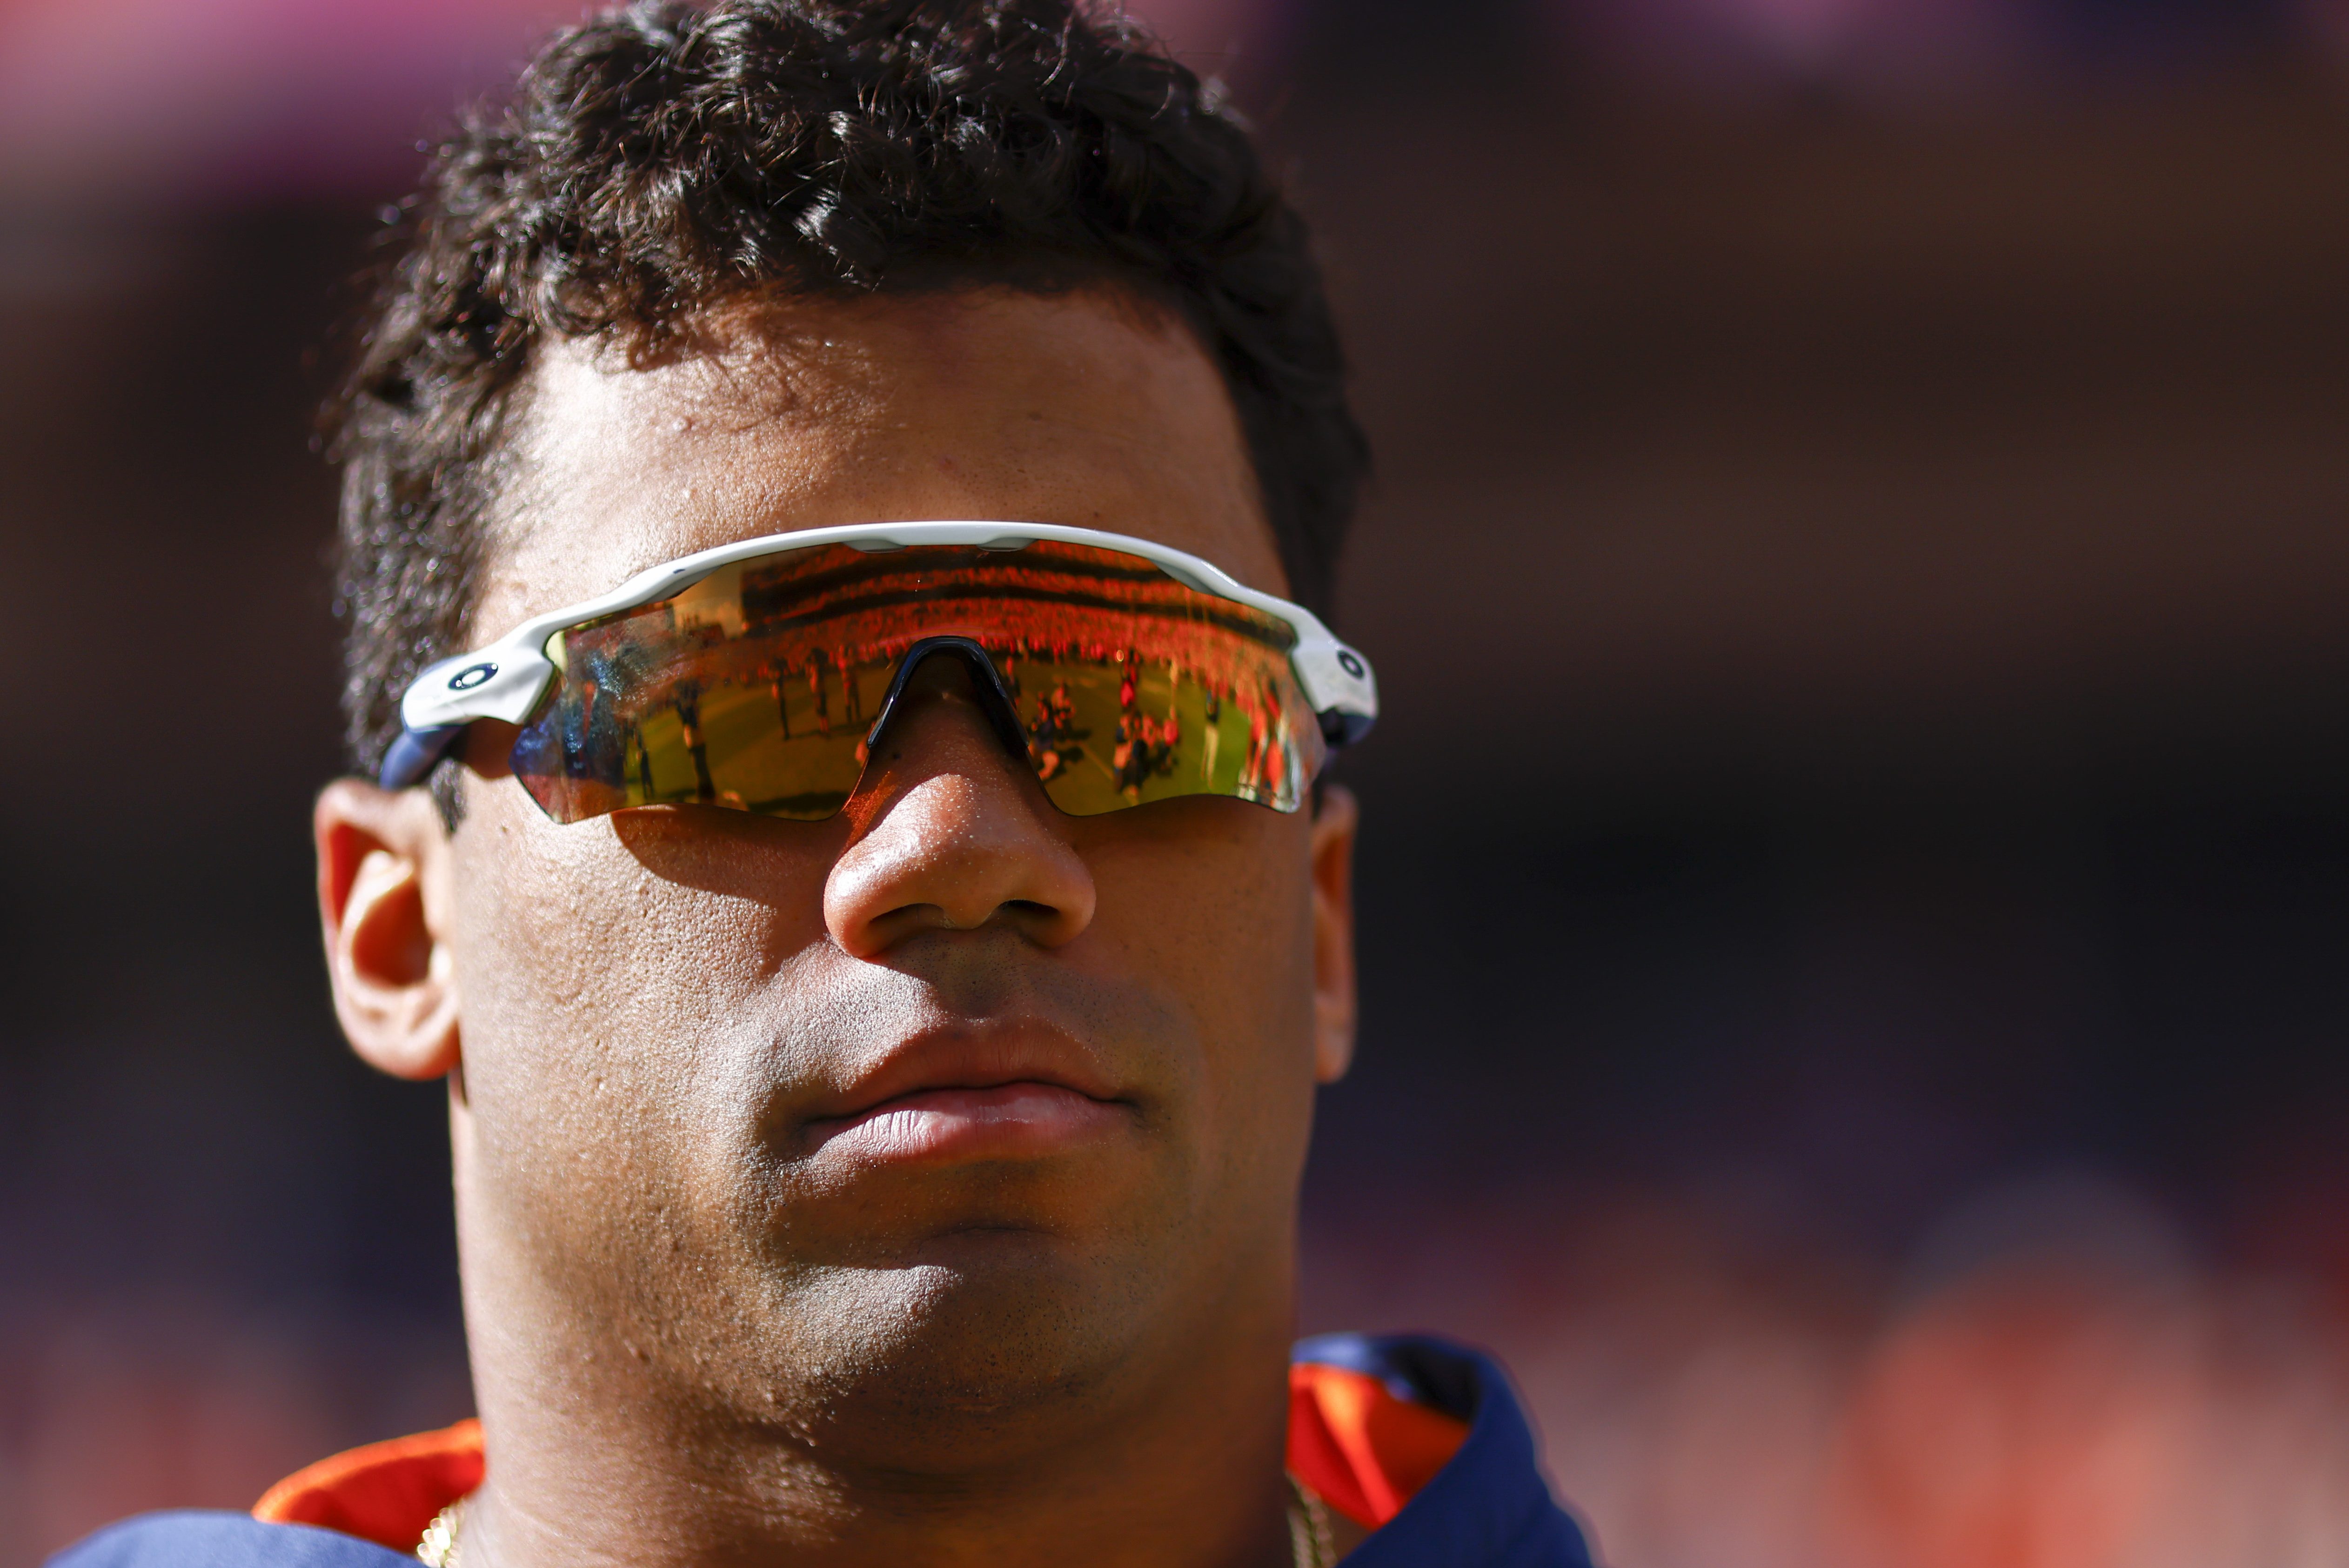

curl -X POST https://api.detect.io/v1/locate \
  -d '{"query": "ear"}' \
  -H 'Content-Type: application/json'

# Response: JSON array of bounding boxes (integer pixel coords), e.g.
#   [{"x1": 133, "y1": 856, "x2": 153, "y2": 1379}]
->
[
  {"x1": 1308, "y1": 783, "x2": 1359, "y2": 1085},
  {"x1": 315, "y1": 777, "x2": 461, "y2": 1081}
]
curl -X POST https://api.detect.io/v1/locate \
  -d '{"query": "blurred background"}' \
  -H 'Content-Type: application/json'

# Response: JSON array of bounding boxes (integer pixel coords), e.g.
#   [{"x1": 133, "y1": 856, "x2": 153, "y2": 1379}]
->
[{"x1": 4, "y1": 0, "x2": 2349, "y2": 1562}]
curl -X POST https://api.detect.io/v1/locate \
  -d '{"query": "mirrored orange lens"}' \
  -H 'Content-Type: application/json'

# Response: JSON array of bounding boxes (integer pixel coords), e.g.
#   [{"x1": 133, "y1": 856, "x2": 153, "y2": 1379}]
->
[{"x1": 508, "y1": 540, "x2": 1322, "y2": 824}]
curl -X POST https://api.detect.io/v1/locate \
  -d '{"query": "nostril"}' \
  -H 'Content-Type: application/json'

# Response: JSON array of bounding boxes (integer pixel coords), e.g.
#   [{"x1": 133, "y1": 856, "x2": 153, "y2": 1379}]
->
[{"x1": 821, "y1": 695, "x2": 1099, "y2": 957}]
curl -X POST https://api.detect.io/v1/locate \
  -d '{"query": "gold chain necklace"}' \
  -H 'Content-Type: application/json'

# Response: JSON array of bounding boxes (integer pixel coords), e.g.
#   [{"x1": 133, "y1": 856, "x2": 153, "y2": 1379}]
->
[
  {"x1": 420, "y1": 1476, "x2": 1338, "y2": 1567},
  {"x1": 415, "y1": 1498, "x2": 462, "y2": 1567},
  {"x1": 1285, "y1": 1472, "x2": 1338, "y2": 1568}
]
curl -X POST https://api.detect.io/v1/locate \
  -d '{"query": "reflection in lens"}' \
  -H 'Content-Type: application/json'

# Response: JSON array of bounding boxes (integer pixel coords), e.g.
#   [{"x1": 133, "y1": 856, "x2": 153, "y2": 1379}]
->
[
  {"x1": 509, "y1": 541, "x2": 1323, "y2": 824},
  {"x1": 997, "y1": 648, "x2": 1313, "y2": 816}
]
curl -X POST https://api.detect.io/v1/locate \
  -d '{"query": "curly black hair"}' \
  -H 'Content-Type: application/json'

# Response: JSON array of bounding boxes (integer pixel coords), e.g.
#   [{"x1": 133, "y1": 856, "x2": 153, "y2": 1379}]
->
[{"x1": 325, "y1": 0, "x2": 1368, "y2": 787}]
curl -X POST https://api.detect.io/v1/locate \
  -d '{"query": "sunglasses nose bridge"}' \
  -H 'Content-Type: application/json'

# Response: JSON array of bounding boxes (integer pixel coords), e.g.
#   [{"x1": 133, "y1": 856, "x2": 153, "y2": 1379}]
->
[{"x1": 863, "y1": 637, "x2": 1034, "y2": 771}]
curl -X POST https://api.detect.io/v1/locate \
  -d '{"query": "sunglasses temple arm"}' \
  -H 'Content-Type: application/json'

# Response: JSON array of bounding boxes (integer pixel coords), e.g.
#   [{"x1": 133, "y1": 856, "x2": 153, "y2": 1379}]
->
[{"x1": 379, "y1": 723, "x2": 471, "y2": 791}]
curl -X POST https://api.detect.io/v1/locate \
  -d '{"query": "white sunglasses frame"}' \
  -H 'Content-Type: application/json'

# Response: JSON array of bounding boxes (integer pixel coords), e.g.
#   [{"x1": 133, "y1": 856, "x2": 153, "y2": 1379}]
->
[{"x1": 381, "y1": 519, "x2": 1379, "y2": 792}]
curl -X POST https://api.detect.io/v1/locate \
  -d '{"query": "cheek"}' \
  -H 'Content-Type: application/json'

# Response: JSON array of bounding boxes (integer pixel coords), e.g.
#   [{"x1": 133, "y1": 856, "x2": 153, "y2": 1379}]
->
[
  {"x1": 1079, "y1": 802, "x2": 1319, "y2": 1169},
  {"x1": 448, "y1": 789, "x2": 833, "y2": 1226}
]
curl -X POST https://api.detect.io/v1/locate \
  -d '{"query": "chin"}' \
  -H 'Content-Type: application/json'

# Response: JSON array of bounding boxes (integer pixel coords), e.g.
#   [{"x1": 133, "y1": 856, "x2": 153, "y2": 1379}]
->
[{"x1": 748, "y1": 1243, "x2": 1163, "y2": 1463}]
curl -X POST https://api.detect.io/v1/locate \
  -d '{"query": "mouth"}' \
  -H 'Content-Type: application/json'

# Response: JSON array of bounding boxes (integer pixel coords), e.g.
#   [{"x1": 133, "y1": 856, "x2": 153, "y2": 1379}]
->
[
  {"x1": 794, "y1": 1025, "x2": 1136, "y2": 1166},
  {"x1": 802, "y1": 1080, "x2": 1131, "y2": 1164}
]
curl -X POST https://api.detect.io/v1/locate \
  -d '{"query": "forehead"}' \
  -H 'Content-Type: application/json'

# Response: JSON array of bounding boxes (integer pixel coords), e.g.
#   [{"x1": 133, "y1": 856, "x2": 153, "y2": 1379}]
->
[{"x1": 478, "y1": 288, "x2": 1283, "y2": 639}]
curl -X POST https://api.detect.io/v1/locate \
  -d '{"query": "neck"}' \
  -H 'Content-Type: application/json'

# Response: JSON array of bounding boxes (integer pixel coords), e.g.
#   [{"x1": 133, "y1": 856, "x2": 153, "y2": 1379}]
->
[
  {"x1": 456, "y1": 1262, "x2": 1303, "y2": 1568},
  {"x1": 462, "y1": 1336, "x2": 1298, "y2": 1568}
]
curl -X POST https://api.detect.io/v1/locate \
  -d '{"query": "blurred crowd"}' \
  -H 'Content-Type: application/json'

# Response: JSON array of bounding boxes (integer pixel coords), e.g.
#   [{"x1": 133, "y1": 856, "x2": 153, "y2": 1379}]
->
[{"x1": 1310, "y1": 1180, "x2": 2349, "y2": 1568}]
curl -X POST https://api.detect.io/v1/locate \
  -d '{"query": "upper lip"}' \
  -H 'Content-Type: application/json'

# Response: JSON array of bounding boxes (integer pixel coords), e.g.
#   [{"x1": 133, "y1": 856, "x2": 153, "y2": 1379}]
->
[{"x1": 802, "y1": 1023, "x2": 1126, "y2": 1127}]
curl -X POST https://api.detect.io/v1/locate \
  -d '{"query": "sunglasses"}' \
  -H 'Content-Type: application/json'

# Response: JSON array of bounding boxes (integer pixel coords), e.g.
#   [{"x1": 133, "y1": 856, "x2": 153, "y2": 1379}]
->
[{"x1": 384, "y1": 522, "x2": 1378, "y2": 823}]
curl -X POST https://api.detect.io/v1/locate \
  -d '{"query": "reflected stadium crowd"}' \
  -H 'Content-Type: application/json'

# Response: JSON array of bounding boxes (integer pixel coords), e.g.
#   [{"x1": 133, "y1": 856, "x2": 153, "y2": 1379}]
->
[{"x1": 508, "y1": 539, "x2": 1318, "y2": 823}]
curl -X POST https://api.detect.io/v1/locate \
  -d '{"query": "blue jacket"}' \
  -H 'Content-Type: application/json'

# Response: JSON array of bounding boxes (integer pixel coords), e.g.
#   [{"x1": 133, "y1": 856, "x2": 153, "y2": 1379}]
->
[{"x1": 51, "y1": 1334, "x2": 1595, "y2": 1568}]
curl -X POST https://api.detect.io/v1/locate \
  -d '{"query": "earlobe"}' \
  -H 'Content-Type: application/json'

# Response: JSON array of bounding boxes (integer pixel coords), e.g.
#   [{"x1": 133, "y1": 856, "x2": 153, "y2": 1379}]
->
[
  {"x1": 315, "y1": 777, "x2": 462, "y2": 1081},
  {"x1": 1308, "y1": 783, "x2": 1359, "y2": 1085}
]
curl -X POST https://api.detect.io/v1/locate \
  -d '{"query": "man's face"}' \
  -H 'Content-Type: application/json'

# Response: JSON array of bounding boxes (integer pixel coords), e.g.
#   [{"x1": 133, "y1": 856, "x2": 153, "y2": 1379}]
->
[{"x1": 369, "y1": 288, "x2": 1355, "y2": 1468}]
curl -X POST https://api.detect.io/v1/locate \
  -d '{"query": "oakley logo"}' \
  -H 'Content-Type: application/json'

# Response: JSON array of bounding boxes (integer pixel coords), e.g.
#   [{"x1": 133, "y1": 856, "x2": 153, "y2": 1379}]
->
[
  {"x1": 448, "y1": 663, "x2": 498, "y2": 690},
  {"x1": 1336, "y1": 650, "x2": 1366, "y2": 679}
]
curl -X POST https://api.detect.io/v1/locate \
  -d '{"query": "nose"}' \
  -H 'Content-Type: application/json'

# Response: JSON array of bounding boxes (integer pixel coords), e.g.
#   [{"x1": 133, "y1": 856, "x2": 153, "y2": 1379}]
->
[{"x1": 823, "y1": 653, "x2": 1097, "y2": 958}]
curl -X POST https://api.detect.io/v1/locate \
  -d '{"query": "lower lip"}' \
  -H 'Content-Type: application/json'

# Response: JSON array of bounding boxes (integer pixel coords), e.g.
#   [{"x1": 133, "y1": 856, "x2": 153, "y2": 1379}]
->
[{"x1": 805, "y1": 1083, "x2": 1129, "y2": 1164}]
